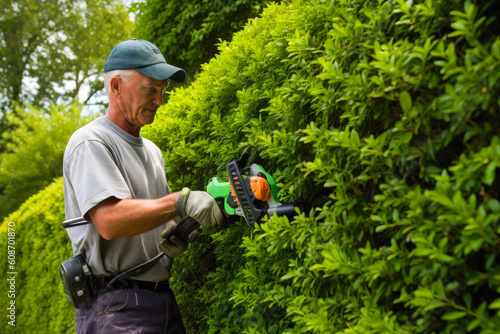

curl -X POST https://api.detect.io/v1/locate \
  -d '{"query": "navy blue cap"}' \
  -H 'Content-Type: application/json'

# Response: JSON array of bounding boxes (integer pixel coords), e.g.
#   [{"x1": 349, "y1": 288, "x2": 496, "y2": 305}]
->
[{"x1": 104, "y1": 39, "x2": 186, "y2": 83}]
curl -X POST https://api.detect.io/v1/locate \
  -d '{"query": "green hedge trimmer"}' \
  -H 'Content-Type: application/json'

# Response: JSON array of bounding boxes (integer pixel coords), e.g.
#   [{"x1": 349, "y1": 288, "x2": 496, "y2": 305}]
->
[{"x1": 172, "y1": 153, "x2": 298, "y2": 240}]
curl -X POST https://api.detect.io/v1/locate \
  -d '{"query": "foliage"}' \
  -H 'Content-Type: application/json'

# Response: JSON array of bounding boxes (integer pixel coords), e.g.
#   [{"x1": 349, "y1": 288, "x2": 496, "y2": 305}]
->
[
  {"x1": 143, "y1": 0, "x2": 500, "y2": 332},
  {"x1": 131, "y1": 0, "x2": 279, "y2": 86},
  {"x1": 0, "y1": 178, "x2": 74, "y2": 333},
  {"x1": 2, "y1": 0, "x2": 500, "y2": 333},
  {"x1": 0, "y1": 103, "x2": 95, "y2": 221},
  {"x1": 0, "y1": 0, "x2": 132, "y2": 109}
]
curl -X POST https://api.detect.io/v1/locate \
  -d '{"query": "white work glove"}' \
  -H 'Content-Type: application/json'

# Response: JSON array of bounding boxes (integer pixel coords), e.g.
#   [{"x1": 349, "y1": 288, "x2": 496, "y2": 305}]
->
[
  {"x1": 175, "y1": 188, "x2": 224, "y2": 227},
  {"x1": 159, "y1": 220, "x2": 200, "y2": 258}
]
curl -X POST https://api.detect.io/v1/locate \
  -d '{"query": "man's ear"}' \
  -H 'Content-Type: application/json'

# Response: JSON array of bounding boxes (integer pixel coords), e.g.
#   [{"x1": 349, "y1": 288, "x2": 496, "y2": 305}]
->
[{"x1": 110, "y1": 76, "x2": 121, "y2": 96}]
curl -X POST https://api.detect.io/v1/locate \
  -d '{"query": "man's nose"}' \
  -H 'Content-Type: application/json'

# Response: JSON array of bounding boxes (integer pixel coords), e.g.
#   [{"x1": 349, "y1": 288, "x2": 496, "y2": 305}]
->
[{"x1": 153, "y1": 90, "x2": 164, "y2": 106}]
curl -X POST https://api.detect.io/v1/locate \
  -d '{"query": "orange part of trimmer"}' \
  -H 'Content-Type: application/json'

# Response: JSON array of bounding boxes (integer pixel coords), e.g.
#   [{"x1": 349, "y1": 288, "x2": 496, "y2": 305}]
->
[
  {"x1": 249, "y1": 176, "x2": 271, "y2": 202},
  {"x1": 230, "y1": 176, "x2": 271, "y2": 207}
]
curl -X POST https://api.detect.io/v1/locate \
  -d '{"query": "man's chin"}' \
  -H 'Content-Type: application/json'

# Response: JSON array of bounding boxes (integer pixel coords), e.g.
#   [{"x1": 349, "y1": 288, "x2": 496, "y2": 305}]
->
[{"x1": 140, "y1": 115, "x2": 156, "y2": 125}]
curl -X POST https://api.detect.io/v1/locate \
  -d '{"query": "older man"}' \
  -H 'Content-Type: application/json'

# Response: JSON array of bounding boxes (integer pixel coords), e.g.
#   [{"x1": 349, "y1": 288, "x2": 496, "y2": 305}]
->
[{"x1": 63, "y1": 39, "x2": 223, "y2": 333}]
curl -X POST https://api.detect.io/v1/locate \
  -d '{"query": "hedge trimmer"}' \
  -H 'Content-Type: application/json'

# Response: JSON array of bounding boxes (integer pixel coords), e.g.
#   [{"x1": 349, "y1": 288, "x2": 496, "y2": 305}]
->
[{"x1": 171, "y1": 152, "x2": 298, "y2": 240}]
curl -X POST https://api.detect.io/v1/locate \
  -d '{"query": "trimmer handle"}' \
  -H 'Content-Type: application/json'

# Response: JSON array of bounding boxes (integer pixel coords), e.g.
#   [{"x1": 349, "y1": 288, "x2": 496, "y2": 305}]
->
[{"x1": 171, "y1": 216, "x2": 201, "y2": 242}]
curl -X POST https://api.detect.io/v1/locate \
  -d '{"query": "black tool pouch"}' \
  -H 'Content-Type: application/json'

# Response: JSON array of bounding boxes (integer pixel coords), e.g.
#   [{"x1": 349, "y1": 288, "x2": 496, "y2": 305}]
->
[{"x1": 59, "y1": 255, "x2": 95, "y2": 309}]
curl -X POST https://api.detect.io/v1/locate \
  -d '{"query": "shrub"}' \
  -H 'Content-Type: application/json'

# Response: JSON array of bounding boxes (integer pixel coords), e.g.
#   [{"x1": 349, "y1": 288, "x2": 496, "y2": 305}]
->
[
  {"x1": 0, "y1": 178, "x2": 74, "y2": 333},
  {"x1": 144, "y1": 0, "x2": 500, "y2": 332}
]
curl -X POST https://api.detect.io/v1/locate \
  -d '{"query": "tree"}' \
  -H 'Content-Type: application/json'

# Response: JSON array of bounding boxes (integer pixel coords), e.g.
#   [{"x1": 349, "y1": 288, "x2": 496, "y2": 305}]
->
[
  {"x1": 0, "y1": 103, "x2": 95, "y2": 220},
  {"x1": 132, "y1": 0, "x2": 278, "y2": 85},
  {"x1": 0, "y1": 0, "x2": 133, "y2": 110}
]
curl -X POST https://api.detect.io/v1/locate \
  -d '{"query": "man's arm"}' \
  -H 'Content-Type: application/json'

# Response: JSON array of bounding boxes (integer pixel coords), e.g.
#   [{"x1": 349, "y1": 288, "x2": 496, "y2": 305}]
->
[{"x1": 88, "y1": 193, "x2": 178, "y2": 240}]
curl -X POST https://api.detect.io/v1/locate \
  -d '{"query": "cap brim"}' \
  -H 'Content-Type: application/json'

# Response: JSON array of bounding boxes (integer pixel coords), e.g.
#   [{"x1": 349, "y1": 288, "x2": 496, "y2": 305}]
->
[{"x1": 136, "y1": 63, "x2": 186, "y2": 83}]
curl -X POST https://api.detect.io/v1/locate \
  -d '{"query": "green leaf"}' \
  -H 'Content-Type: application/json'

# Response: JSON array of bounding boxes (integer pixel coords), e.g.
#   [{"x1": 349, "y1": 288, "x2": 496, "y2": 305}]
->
[
  {"x1": 442, "y1": 311, "x2": 467, "y2": 321},
  {"x1": 483, "y1": 162, "x2": 497, "y2": 186},
  {"x1": 488, "y1": 199, "x2": 500, "y2": 212},
  {"x1": 467, "y1": 319, "x2": 481, "y2": 332},
  {"x1": 399, "y1": 91, "x2": 412, "y2": 113},
  {"x1": 489, "y1": 298, "x2": 500, "y2": 309},
  {"x1": 400, "y1": 132, "x2": 413, "y2": 144},
  {"x1": 376, "y1": 224, "x2": 392, "y2": 232}
]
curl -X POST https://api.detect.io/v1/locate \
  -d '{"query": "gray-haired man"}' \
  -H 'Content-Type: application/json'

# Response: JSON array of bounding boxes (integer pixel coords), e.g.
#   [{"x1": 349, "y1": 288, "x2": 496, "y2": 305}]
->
[{"x1": 63, "y1": 39, "x2": 223, "y2": 333}]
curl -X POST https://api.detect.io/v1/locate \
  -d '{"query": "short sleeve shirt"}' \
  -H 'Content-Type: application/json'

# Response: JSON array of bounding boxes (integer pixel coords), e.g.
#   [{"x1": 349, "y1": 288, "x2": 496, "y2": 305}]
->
[{"x1": 63, "y1": 116, "x2": 172, "y2": 281}]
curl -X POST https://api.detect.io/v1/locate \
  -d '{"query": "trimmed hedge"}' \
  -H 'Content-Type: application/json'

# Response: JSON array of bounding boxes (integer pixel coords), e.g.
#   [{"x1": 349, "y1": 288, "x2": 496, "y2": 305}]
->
[
  {"x1": 0, "y1": 178, "x2": 74, "y2": 333},
  {"x1": 1, "y1": 0, "x2": 500, "y2": 332},
  {"x1": 144, "y1": 0, "x2": 500, "y2": 332}
]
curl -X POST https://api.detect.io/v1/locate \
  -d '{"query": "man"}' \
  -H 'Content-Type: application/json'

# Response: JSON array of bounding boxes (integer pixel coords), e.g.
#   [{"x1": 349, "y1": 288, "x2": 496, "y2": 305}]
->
[{"x1": 63, "y1": 39, "x2": 223, "y2": 333}]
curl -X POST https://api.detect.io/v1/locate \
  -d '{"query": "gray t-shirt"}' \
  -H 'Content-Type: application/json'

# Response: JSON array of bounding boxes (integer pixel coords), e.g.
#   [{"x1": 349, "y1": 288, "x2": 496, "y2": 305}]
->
[{"x1": 63, "y1": 116, "x2": 172, "y2": 282}]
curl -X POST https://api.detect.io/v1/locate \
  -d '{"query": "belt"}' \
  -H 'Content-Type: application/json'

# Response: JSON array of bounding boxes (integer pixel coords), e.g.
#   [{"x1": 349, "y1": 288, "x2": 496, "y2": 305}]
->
[{"x1": 94, "y1": 276, "x2": 170, "y2": 295}]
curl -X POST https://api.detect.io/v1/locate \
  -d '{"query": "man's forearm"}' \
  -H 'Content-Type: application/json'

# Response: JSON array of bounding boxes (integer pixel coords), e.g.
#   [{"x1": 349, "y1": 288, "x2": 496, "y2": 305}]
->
[{"x1": 88, "y1": 193, "x2": 179, "y2": 240}]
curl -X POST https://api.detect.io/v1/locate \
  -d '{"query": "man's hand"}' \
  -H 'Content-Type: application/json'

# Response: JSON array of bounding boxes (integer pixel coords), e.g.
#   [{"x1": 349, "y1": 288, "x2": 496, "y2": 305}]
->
[
  {"x1": 159, "y1": 220, "x2": 200, "y2": 257},
  {"x1": 176, "y1": 188, "x2": 224, "y2": 227}
]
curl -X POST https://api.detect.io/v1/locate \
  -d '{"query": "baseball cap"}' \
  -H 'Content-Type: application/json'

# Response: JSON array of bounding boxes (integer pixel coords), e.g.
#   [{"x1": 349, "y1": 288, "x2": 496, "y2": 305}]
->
[{"x1": 104, "y1": 39, "x2": 186, "y2": 83}]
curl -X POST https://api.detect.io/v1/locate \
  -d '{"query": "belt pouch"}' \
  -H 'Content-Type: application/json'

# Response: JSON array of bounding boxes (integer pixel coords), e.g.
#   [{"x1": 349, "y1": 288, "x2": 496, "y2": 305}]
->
[{"x1": 59, "y1": 255, "x2": 95, "y2": 308}]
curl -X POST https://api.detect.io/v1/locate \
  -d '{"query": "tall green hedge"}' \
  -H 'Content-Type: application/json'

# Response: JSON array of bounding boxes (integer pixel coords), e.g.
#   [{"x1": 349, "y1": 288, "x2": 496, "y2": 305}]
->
[
  {"x1": 144, "y1": 0, "x2": 500, "y2": 332},
  {"x1": 2, "y1": 0, "x2": 500, "y2": 332}
]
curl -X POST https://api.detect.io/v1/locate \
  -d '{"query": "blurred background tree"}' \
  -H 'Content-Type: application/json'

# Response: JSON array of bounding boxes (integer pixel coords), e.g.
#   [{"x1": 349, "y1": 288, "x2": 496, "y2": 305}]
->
[
  {"x1": 0, "y1": 0, "x2": 132, "y2": 110},
  {"x1": 0, "y1": 103, "x2": 95, "y2": 220}
]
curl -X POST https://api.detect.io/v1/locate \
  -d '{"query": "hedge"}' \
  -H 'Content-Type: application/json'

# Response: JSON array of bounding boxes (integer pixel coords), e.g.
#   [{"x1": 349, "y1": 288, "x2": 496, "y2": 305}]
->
[
  {"x1": 2, "y1": 0, "x2": 500, "y2": 332},
  {"x1": 0, "y1": 178, "x2": 74, "y2": 333},
  {"x1": 144, "y1": 0, "x2": 500, "y2": 332}
]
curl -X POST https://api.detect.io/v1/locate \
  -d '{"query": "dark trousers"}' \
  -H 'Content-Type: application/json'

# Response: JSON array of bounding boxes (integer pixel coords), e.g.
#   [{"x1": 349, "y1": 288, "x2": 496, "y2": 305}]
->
[{"x1": 75, "y1": 282, "x2": 186, "y2": 334}]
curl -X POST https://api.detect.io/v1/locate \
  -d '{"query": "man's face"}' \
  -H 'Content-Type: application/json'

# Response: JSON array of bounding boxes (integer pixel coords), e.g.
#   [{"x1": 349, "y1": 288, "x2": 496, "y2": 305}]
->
[{"x1": 118, "y1": 71, "x2": 169, "y2": 129}]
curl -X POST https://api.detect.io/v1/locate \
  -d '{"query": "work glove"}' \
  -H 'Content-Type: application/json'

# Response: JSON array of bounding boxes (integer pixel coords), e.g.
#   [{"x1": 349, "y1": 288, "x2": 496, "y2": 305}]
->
[
  {"x1": 159, "y1": 220, "x2": 200, "y2": 258},
  {"x1": 175, "y1": 188, "x2": 224, "y2": 227}
]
